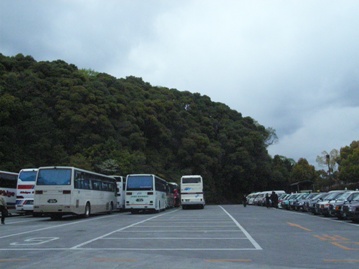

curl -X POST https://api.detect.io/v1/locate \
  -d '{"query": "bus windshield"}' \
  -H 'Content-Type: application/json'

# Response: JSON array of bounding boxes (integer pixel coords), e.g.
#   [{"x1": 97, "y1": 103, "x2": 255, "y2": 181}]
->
[
  {"x1": 37, "y1": 169, "x2": 72, "y2": 185},
  {"x1": 126, "y1": 176, "x2": 153, "y2": 190},
  {"x1": 19, "y1": 170, "x2": 37, "y2": 182}
]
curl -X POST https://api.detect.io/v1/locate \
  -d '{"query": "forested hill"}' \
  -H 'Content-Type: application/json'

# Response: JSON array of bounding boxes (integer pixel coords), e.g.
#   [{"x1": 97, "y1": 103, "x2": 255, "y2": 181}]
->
[{"x1": 0, "y1": 53, "x2": 282, "y2": 203}]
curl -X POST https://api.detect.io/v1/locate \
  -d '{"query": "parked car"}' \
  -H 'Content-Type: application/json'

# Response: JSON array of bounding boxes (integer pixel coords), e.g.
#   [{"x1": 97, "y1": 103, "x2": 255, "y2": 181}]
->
[
  {"x1": 316, "y1": 190, "x2": 348, "y2": 216},
  {"x1": 253, "y1": 193, "x2": 265, "y2": 206},
  {"x1": 277, "y1": 193, "x2": 289, "y2": 209},
  {"x1": 329, "y1": 191, "x2": 359, "y2": 219},
  {"x1": 302, "y1": 192, "x2": 323, "y2": 212},
  {"x1": 254, "y1": 190, "x2": 286, "y2": 206},
  {"x1": 342, "y1": 193, "x2": 359, "y2": 222},
  {"x1": 307, "y1": 192, "x2": 329, "y2": 214},
  {"x1": 280, "y1": 193, "x2": 301, "y2": 210},
  {"x1": 246, "y1": 192, "x2": 260, "y2": 205},
  {"x1": 292, "y1": 192, "x2": 311, "y2": 211}
]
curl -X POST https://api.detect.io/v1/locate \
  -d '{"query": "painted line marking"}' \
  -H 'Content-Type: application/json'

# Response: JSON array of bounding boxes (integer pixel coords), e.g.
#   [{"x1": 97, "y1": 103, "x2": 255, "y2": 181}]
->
[
  {"x1": 206, "y1": 259, "x2": 251, "y2": 263},
  {"x1": 219, "y1": 206, "x2": 262, "y2": 250},
  {"x1": 0, "y1": 214, "x2": 118, "y2": 239},
  {"x1": 137, "y1": 223, "x2": 234, "y2": 226},
  {"x1": 324, "y1": 259, "x2": 359, "y2": 263},
  {"x1": 93, "y1": 258, "x2": 136, "y2": 262},
  {"x1": 0, "y1": 259, "x2": 29, "y2": 262},
  {"x1": 287, "y1": 222, "x2": 312, "y2": 232},
  {"x1": 103, "y1": 237, "x2": 248, "y2": 240},
  {"x1": 10, "y1": 237, "x2": 59, "y2": 246},
  {"x1": 119, "y1": 229, "x2": 242, "y2": 231},
  {"x1": 330, "y1": 242, "x2": 355, "y2": 251},
  {"x1": 0, "y1": 247, "x2": 260, "y2": 251},
  {"x1": 313, "y1": 234, "x2": 359, "y2": 251},
  {"x1": 70, "y1": 210, "x2": 177, "y2": 249}
]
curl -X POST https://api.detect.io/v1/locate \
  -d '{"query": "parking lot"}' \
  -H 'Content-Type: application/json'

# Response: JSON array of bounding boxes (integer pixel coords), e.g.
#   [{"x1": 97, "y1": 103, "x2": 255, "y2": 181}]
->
[{"x1": 1, "y1": 205, "x2": 358, "y2": 269}]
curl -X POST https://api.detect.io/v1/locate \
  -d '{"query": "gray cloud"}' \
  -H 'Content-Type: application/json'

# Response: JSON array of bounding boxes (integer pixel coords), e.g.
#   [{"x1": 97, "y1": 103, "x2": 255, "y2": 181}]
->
[{"x1": 1, "y1": 0, "x2": 358, "y2": 167}]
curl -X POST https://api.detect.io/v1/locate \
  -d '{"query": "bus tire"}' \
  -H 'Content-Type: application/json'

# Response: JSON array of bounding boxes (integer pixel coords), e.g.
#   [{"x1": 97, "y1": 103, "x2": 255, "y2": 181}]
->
[
  {"x1": 50, "y1": 215, "x2": 62, "y2": 220},
  {"x1": 84, "y1": 202, "x2": 91, "y2": 218}
]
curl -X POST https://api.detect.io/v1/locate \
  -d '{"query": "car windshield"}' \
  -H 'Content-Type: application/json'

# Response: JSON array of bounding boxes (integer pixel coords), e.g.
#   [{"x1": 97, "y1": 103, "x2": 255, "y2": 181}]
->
[
  {"x1": 299, "y1": 193, "x2": 310, "y2": 199},
  {"x1": 325, "y1": 192, "x2": 344, "y2": 200},
  {"x1": 306, "y1": 193, "x2": 319, "y2": 199},
  {"x1": 337, "y1": 192, "x2": 353, "y2": 200},
  {"x1": 351, "y1": 193, "x2": 359, "y2": 201}
]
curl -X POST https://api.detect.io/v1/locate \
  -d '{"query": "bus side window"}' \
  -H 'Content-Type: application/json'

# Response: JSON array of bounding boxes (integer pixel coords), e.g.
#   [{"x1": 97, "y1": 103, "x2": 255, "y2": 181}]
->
[
  {"x1": 102, "y1": 182, "x2": 109, "y2": 191},
  {"x1": 92, "y1": 180, "x2": 100, "y2": 190},
  {"x1": 83, "y1": 179, "x2": 90, "y2": 190}
]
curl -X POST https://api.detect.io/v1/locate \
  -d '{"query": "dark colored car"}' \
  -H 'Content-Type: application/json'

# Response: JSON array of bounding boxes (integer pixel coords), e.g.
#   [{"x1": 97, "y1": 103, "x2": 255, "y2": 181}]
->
[
  {"x1": 307, "y1": 192, "x2": 328, "y2": 214},
  {"x1": 342, "y1": 193, "x2": 359, "y2": 223},
  {"x1": 330, "y1": 191, "x2": 359, "y2": 219},
  {"x1": 301, "y1": 193, "x2": 323, "y2": 212},
  {"x1": 315, "y1": 190, "x2": 348, "y2": 216},
  {"x1": 292, "y1": 193, "x2": 311, "y2": 211}
]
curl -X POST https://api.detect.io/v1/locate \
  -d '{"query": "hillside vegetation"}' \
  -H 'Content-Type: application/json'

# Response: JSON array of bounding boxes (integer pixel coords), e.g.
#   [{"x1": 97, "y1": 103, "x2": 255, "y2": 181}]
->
[{"x1": 0, "y1": 53, "x2": 294, "y2": 203}]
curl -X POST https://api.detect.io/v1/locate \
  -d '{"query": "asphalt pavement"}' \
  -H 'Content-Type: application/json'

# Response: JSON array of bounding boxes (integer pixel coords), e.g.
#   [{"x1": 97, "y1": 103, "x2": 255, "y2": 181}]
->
[{"x1": 0, "y1": 205, "x2": 358, "y2": 269}]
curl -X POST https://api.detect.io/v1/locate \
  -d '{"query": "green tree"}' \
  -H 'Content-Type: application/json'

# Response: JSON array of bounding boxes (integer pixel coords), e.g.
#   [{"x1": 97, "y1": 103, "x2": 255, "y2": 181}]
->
[
  {"x1": 290, "y1": 158, "x2": 317, "y2": 186},
  {"x1": 338, "y1": 141, "x2": 359, "y2": 184}
]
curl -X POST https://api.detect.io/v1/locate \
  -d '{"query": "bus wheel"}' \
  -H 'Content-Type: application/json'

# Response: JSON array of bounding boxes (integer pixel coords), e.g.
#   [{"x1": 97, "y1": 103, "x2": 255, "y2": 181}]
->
[
  {"x1": 84, "y1": 203, "x2": 91, "y2": 218},
  {"x1": 50, "y1": 215, "x2": 62, "y2": 220}
]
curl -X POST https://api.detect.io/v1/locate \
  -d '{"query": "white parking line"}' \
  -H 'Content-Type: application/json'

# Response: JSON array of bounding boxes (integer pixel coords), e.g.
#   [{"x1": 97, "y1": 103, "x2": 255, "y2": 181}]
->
[
  {"x1": 121, "y1": 229, "x2": 242, "y2": 231},
  {"x1": 70, "y1": 210, "x2": 177, "y2": 249},
  {"x1": 219, "y1": 206, "x2": 263, "y2": 250},
  {"x1": 0, "y1": 214, "x2": 116, "y2": 239},
  {"x1": 103, "y1": 237, "x2": 248, "y2": 240},
  {"x1": 71, "y1": 206, "x2": 262, "y2": 251}
]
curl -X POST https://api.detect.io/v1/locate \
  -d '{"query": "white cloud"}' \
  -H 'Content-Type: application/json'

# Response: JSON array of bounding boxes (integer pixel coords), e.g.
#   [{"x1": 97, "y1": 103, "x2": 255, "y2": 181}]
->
[
  {"x1": 268, "y1": 105, "x2": 359, "y2": 166},
  {"x1": 1, "y1": 0, "x2": 359, "y2": 167}
]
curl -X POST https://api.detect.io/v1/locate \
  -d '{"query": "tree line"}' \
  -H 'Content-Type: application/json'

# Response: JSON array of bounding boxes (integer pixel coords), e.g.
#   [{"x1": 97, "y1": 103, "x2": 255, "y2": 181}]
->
[{"x1": 0, "y1": 53, "x2": 358, "y2": 203}]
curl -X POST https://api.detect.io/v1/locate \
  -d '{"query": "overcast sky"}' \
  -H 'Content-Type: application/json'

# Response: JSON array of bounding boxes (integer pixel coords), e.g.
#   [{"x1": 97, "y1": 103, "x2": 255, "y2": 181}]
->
[{"x1": 1, "y1": 0, "x2": 359, "y2": 169}]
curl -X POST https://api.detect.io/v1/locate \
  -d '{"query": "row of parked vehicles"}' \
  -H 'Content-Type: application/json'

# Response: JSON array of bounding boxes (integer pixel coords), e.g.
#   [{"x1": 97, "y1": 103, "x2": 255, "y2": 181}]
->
[{"x1": 246, "y1": 190, "x2": 359, "y2": 223}]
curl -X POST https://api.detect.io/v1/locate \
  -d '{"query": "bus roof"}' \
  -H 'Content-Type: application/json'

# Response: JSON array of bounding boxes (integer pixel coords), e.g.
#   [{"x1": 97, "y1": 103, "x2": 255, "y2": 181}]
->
[
  {"x1": 181, "y1": 175, "x2": 202, "y2": 178},
  {"x1": 0, "y1": 170, "x2": 18, "y2": 175},
  {"x1": 19, "y1": 168, "x2": 38, "y2": 172},
  {"x1": 37, "y1": 166, "x2": 115, "y2": 178}
]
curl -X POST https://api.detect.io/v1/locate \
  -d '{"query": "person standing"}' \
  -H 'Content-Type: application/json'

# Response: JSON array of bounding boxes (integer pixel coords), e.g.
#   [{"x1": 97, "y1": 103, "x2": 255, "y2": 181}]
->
[
  {"x1": 0, "y1": 193, "x2": 8, "y2": 224},
  {"x1": 270, "y1": 191, "x2": 279, "y2": 208},
  {"x1": 265, "y1": 193, "x2": 271, "y2": 208},
  {"x1": 242, "y1": 194, "x2": 247, "y2": 207}
]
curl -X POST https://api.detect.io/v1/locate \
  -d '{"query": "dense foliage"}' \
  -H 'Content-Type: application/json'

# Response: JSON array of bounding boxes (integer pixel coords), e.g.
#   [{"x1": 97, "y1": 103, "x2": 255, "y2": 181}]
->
[
  {"x1": 339, "y1": 141, "x2": 359, "y2": 185},
  {"x1": 2, "y1": 53, "x2": 356, "y2": 202}
]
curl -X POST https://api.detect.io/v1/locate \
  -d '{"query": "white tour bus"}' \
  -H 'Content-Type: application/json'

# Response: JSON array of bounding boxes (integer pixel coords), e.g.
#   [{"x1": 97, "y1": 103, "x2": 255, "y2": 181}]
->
[
  {"x1": 180, "y1": 175, "x2": 205, "y2": 209},
  {"x1": 15, "y1": 168, "x2": 38, "y2": 214},
  {"x1": 33, "y1": 166, "x2": 117, "y2": 219},
  {"x1": 125, "y1": 174, "x2": 168, "y2": 214},
  {"x1": 0, "y1": 170, "x2": 18, "y2": 209},
  {"x1": 110, "y1": 175, "x2": 126, "y2": 211}
]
